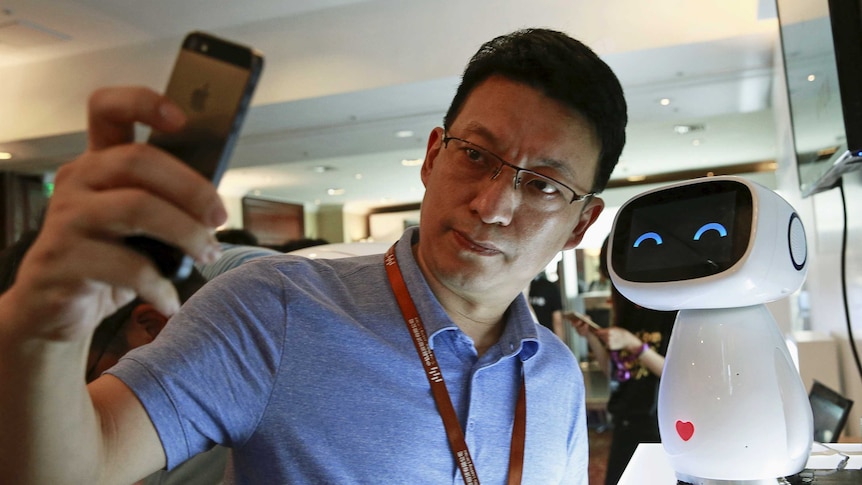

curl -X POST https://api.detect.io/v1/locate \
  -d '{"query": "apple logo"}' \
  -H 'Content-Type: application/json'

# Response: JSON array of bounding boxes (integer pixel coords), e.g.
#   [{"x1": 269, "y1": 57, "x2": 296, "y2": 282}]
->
[{"x1": 190, "y1": 83, "x2": 210, "y2": 112}]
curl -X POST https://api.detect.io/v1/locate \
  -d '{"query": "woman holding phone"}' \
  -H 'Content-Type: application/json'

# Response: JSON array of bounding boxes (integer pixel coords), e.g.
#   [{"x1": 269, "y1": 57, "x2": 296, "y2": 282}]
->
[{"x1": 568, "y1": 235, "x2": 677, "y2": 485}]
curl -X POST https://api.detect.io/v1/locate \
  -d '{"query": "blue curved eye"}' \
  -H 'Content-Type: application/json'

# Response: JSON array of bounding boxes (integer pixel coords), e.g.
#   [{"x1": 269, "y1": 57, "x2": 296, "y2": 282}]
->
[
  {"x1": 633, "y1": 232, "x2": 663, "y2": 247},
  {"x1": 693, "y1": 223, "x2": 728, "y2": 241}
]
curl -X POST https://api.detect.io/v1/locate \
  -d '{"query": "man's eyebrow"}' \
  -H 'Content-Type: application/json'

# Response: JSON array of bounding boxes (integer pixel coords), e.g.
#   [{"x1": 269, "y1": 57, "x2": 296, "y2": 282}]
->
[
  {"x1": 459, "y1": 121, "x2": 580, "y2": 181},
  {"x1": 458, "y1": 122, "x2": 496, "y2": 144}
]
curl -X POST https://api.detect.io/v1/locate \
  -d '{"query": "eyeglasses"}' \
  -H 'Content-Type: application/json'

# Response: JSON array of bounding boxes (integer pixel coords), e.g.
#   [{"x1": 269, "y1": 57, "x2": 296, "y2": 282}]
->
[{"x1": 441, "y1": 132, "x2": 594, "y2": 211}]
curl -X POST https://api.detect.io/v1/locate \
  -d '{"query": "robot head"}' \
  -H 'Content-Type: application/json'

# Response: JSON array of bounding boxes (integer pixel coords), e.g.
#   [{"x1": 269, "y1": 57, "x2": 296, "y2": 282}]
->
[{"x1": 608, "y1": 176, "x2": 807, "y2": 310}]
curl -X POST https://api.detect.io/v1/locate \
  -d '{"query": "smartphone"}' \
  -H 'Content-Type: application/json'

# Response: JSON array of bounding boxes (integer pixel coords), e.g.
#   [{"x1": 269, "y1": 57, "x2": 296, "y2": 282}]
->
[
  {"x1": 567, "y1": 310, "x2": 603, "y2": 332},
  {"x1": 126, "y1": 31, "x2": 264, "y2": 281}
]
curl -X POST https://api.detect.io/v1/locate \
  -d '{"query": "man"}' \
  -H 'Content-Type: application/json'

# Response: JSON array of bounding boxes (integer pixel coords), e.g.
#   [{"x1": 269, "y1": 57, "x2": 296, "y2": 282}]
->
[{"x1": 0, "y1": 28, "x2": 626, "y2": 484}]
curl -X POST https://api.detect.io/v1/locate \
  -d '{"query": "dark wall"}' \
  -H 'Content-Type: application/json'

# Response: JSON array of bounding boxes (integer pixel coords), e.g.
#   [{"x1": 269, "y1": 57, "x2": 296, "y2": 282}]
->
[{"x1": 0, "y1": 173, "x2": 48, "y2": 249}]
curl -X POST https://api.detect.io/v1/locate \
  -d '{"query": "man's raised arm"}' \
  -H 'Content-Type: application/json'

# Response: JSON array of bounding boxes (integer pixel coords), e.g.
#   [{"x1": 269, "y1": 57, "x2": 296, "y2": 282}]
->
[{"x1": 0, "y1": 87, "x2": 226, "y2": 484}]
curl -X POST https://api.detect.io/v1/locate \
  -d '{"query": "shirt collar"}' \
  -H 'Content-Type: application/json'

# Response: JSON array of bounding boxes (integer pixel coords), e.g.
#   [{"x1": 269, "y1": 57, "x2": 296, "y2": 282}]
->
[{"x1": 392, "y1": 227, "x2": 540, "y2": 362}]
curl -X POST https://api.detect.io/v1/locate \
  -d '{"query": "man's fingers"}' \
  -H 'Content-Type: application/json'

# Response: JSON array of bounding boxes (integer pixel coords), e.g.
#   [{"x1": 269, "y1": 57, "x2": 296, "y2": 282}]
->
[
  {"x1": 54, "y1": 144, "x2": 227, "y2": 230},
  {"x1": 47, "y1": 184, "x2": 221, "y2": 269},
  {"x1": 2, "y1": 86, "x2": 208, "y2": 344},
  {"x1": 87, "y1": 87, "x2": 186, "y2": 151},
  {"x1": 13, "y1": 236, "x2": 181, "y2": 337}
]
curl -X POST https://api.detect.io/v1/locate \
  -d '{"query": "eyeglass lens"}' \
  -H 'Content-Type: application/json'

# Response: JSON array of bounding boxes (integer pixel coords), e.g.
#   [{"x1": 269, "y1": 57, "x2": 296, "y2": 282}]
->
[{"x1": 443, "y1": 136, "x2": 581, "y2": 210}]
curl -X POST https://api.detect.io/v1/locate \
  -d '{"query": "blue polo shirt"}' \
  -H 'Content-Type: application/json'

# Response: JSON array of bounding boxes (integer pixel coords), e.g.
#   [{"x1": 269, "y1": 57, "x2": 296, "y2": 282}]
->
[{"x1": 109, "y1": 227, "x2": 587, "y2": 484}]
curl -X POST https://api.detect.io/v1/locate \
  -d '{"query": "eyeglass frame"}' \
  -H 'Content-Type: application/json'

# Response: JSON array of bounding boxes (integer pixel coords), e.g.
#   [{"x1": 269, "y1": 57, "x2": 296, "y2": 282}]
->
[{"x1": 441, "y1": 131, "x2": 596, "y2": 204}]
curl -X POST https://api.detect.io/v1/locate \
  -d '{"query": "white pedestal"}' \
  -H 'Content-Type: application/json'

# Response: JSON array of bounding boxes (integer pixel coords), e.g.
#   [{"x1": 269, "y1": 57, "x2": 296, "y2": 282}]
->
[{"x1": 618, "y1": 443, "x2": 862, "y2": 485}]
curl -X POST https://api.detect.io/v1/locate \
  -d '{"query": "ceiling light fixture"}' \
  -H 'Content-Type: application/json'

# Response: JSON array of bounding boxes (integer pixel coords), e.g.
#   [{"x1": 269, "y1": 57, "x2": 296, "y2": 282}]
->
[
  {"x1": 0, "y1": 19, "x2": 70, "y2": 48},
  {"x1": 395, "y1": 130, "x2": 414, "y2": 138},
  {"x1": 312, "y1": 165, "x2": 336, "y2": 173},
  {"x1": 401, "y1": 158, "x2": 423, "y2": 166},
  {"x1": 660, "y1": 98, "x2": 671, "y2": 106},
  {"x1": 807, "y1": 74, "x2": 816, "y2": 82},
  {"x1": 0, "y1": 151, "x2": 11, "y2": 159},
  {"x1": 327, "y1": 188, "x2": 345, "y2": 196},
  {"x1": 673, "y1": 124, "x2": 705, "y2": 135}
]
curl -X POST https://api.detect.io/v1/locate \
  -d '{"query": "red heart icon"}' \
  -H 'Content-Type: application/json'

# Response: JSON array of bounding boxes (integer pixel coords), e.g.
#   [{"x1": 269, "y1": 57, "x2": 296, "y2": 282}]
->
[{"x1": 676, "y1": 420, "x2": 695, "y2": 441}]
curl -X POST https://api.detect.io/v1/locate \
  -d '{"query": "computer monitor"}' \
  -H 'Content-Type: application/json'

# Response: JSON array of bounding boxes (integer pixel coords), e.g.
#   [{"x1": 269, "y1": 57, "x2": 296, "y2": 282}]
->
[
  {"x1": 809, "y1": 380, "x2": 854, "y2": 443},
  {"x1": 776, "y1": 0, "x2": 862, "y2": 197}
]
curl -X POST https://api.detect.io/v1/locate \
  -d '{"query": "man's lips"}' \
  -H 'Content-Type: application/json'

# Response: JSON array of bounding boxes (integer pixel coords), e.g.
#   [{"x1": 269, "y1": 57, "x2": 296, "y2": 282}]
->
[{"x1": 452, "y1": 230, "x2": 503, "y2": 255}]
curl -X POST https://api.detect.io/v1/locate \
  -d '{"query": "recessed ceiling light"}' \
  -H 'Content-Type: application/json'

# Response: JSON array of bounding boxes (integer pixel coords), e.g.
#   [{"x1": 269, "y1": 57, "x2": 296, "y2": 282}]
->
[
  {"x1": 692, "y1": 139, "x2": 701, "y2": 146},
  {"x1": 673, "y1": 124, "x2": 705, "y2": 134},
  {"x1": 0, "y1": 152, "x2": 11, "y2": 159},
  {"x1": 395, "y1": 130, "x2": 414, "y2": 138},
  {"x1": 327, "y1": 188, "x2": 345, "y2": 196},
  {"x1": 354, "y1": 173, "x2": 363, "y2": 180},
  {"x1": 807, "y1": 74, "x2": 816, "y2": 82},
  {"x1": 659, "y1": 98, "x2": 671, "y2": 106},
  {"x1": 401, "y1": 158, "x2": 423, "y2": 166}
]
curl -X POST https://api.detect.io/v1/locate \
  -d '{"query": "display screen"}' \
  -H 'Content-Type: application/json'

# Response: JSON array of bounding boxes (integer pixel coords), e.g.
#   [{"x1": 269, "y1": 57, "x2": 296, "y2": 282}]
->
[
  {"x1": 809, "y1": 381, "x2": 853, "y2": 443},
  {"x1": 777, "y1": 0, "x2": 862, "y2": 196},
  {"x1": 611, "y1": 180, "x2": 752, "y2": 283}
]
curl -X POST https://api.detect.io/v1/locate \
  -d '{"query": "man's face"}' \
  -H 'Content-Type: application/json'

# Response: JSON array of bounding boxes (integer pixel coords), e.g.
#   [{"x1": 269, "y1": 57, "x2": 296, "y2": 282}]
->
[
  {"x1": 85, "y1": 303, "x2": 167, "y2": 383},
  {"x1": 417, "y1": 75, "x2": 604, "y2": 302}
]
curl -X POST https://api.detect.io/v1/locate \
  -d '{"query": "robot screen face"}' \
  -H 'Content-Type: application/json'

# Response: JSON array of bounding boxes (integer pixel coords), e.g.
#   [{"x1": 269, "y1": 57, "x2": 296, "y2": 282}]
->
[{"x1": 611, "y1": 179, "x2": 753, "y2": 283}]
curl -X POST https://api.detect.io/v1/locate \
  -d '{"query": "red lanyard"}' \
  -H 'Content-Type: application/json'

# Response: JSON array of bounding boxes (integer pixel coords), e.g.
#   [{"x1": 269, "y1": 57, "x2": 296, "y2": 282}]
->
[{"x1": 384, "y1": 244, "x2": 526, "y2": 485}]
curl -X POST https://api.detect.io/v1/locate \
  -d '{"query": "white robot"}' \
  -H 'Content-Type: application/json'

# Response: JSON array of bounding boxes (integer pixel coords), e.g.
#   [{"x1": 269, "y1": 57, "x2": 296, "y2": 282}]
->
[{"x1": 608, "y1": 175, "x2": 812, "y2": 484}]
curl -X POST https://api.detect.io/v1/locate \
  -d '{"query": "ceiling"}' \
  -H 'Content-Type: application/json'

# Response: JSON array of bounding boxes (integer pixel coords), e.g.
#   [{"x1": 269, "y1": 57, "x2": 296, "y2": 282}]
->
[{"x1": 0, "y1": 0, "x2": 785, "y2": 218}]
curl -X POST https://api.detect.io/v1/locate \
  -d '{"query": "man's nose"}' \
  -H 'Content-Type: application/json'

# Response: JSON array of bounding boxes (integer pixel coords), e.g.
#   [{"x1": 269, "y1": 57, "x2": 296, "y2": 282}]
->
[{"x1": 469, "y1": 165, "x2": 522, "y2": 225}]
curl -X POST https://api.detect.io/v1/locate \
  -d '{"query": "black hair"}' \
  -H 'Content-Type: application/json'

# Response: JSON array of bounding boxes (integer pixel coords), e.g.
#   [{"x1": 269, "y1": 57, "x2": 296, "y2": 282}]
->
[
  {"x1": 86, "y1": 268, "x2": 207, "y2": 382},
  {"x1": 0, "y1": 230, "x2": 39, "y2": 294},
  {"x1": 443, "y1": 28, "x2": 627, "y2": 192},
  {"x1": 216, "y1": 228, "x2": 259, "y2": 246},
  {"x1": 275, "y1": 237, "x2": 330, "y2": 253}
]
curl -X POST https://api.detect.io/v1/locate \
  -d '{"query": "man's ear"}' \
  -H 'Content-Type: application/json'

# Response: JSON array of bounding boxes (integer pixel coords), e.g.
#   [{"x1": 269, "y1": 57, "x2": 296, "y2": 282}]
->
[
  {"x1": 420, "y1": 127, "x2": 445, "y2": 188},
  {"x1": 563, "y1": 196, "x2": 605, "y2": 250},
  {"x1": 131, "y1": 303, "x2": 168, "y2": 340}
]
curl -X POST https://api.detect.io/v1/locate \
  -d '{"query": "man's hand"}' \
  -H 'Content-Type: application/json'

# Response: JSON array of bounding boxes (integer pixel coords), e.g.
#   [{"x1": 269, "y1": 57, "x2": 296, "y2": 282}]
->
[{"x1": 2, "y1": 86, "x2": 226, "y2": 343}]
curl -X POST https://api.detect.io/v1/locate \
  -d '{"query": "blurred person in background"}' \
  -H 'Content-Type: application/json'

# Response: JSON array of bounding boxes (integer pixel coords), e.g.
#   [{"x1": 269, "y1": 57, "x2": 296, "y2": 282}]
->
[{"x1": 568, "y1": 235, "x2": 676, "y2": 485}]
